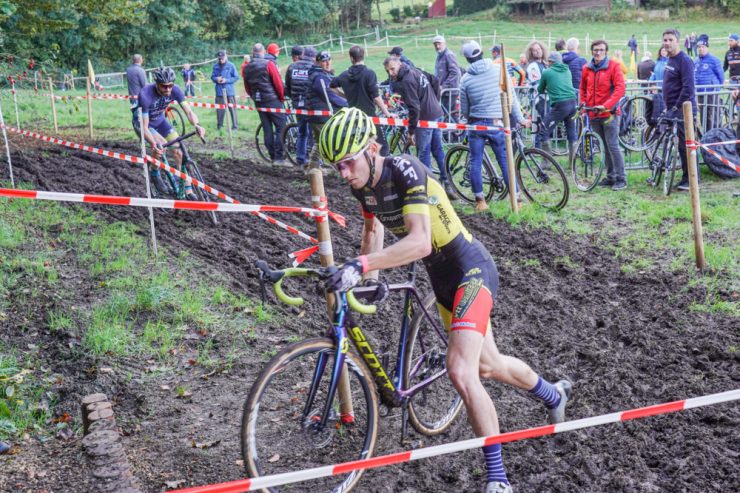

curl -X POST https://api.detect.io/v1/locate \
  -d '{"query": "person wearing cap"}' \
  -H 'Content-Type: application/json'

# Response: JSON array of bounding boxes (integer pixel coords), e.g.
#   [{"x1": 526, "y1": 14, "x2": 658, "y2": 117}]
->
[
  {"x1": 387, "y1": 46, "x2": 415, "y2": 68},
  {"x1": 637, "y1": 51, "x2": 655, "y2": 82},
  {"x1": 211, "y1": 50, "x2": 239, "y2": 130},
  {"x1": 285, "y1": 46, "x2": 314, "y2": 167},
  {"x1": 181, "y1": 63, "x2": 196, "y2": 97},
  {"x1": 331, "y1": 45, "x2": 392, "y2": 155},
  {"x1": 694, "y1": 35, "x2": 724, "y2": 131},
  {"x1": 432, "y1": 35, "x2": 462, "y2": 123},
  {"x1": 244, "y1": 43, "x2": 287, "y2": 165},
  {"x1": 580, "y1": 39, "x2": 627, "y2": 191},
  {"x1": 383, "y1": 57, "x2": 456, "y2": 198},
  {"x1": 724, "y1": 34, "x2": 740, "y2": 83},
  {"x1": 266, "y1": 43, "x2": 280, "y2": 69},
  {"x1": 536, "y1": 51, "x2": 578, "y2": 157},
  {"x1": 460, "y1": 40, "x2": 526, "y2": 212},
  {"x1": 490, "y1": 45, "x2": 526, "y2": 87},
  {"x1": 562, "y1": 38, "x2": 587, "y2": 93},
  {"x1": 305, "y1": 50, "x2": 347, "y2": 173}
]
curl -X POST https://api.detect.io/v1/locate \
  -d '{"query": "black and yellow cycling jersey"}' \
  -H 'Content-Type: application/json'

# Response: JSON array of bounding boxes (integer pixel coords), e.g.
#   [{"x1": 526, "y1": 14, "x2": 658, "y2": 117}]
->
[{"x1": 351, "y1": 154, "x2": 473, "y2": 260}]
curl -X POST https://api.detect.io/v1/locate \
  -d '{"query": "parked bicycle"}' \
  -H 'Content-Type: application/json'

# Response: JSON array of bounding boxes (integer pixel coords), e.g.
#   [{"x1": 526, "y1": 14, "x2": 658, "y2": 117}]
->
[
  {"x1": 645, "y1": 115, "x2": 684, "y2": 196},
  {"x1": 242, "y1": 261, "x2": 461, "y2": 493},
  {"x1": 570, "y1": 105, "x2": 607, "y2": 192},
  {"x1": 444, "y1": 125, "x2": 569, "y2": 210},
  {"x1": 152, "y1": 130, "x2": 218, "y2": 225}
]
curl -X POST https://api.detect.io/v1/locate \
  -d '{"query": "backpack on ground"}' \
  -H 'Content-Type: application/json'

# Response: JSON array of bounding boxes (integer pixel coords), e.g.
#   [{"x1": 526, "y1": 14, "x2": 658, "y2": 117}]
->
[{"x1": 700, "y1": 126, "x2": 740, "y2": 179}]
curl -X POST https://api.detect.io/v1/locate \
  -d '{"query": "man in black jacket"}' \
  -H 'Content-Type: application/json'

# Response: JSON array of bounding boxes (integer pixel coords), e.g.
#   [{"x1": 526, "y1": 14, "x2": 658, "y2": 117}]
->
[
  {"x1": 384, "y1": 57, "x2": 455, "y2": 198},
  {"x1": 331, "y1": 45, "x2": 392, "y2": 155},
  {"x1": 285, "y1": 45, "x2": 314, "y2": 166}
]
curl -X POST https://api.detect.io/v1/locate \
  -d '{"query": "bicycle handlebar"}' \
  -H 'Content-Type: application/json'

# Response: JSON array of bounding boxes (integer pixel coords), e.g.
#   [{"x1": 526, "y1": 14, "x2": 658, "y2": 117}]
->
[
  {"x1": 578, "y1": 104, "x2": 617, "y2": 114},
  {"x1": 255, "y1": 260, "x2": 377, "y2": 315},
  {"x1": 163, "y1": 130, "x2": 206, "y2": 148}
]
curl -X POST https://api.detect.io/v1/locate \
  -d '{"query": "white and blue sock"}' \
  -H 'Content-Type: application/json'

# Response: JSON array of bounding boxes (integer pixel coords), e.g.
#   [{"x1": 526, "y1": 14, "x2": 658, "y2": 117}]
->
[
  {"x1": 529, "y1": 376, "x2": 561, "y2": 409},
  {"x1": 482, "y1": 443, "x2": 509, "y2": 485}
]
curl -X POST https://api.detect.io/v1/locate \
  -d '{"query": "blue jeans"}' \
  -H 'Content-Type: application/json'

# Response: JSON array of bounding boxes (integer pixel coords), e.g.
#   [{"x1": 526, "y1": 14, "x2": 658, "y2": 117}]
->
[
  {"x1": 296, "y1": 115, "x2": 313, "y2": 165},
  {"x1": 468, "y1": 120, "x2": 515, "y2": 197},
  {"x1": 415, "y1": 118, "x2": 447, "y2": 180},
  {"x1": 258, "y1": 102, "x2": 287, "y2": 160},
  {"x1": 536, "y1": 99, "x2": 577, "y2": 148}
]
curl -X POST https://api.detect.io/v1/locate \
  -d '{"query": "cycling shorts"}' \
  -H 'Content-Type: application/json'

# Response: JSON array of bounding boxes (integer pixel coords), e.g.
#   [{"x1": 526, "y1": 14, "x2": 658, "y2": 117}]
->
[
  {"x1": 132, "y1": 115, "x2": 177, "y2": 142},
  {"x1": 424, "y1": 239, "x2": 499, "y2": 336}
]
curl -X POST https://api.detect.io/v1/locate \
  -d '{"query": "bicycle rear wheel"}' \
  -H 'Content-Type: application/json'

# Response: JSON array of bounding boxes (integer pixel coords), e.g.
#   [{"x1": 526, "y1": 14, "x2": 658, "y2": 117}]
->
[
  {"x1": 516, "y1": 148, "x2": 569, "y2": 211},
  {"x1": 186, "y1": 160, "x2": 218, "y2": 225},
  {"x1": 662, "y1": 138, "x2": 679, "y2": 196},
  {"x1": 618, "y1": 95, "x2": 653, "y2": 151},
  {"x1": 444, "y1": 145, "x2": 500, "y2": 204},
  {"x1": 571, "y1": 130, "x2": 605, "y2": 192},
  {"x1": 281, "y1": 122, "x2": 299, "y2": 166},
  {"x1": 404, "y1": 292, "x2": 463, "y2": 436},
  {"x1": 242, "y1": 338, "x2": 379, "y2": 493},
  {"x1": 254, "y1": 123, "x2": 271, "y2": 163}
]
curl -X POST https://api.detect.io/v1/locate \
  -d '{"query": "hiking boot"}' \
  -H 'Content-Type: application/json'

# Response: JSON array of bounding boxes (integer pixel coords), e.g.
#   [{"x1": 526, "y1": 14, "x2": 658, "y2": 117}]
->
[
  {"x1": 547, "y1": 380, "x2": 572, "y2": 424},
  {"x1": 442, "y1": 180, "x2": 458, "y2": 200},
  {"x1": 475, "y1": 198, "x2": 489, "y2": 212},
  {"x1": 598, "y1": 178, "x2": 614, "y2": 187},
  {"x1": 611, "y1": 181, "x2": 627, "y2": 191},
  {"x1": 483, "y1": 481, "x2": 513, "y2": 493},
  {"x1": 151, "y1": 173, "x2": 170, "y2": 196}
]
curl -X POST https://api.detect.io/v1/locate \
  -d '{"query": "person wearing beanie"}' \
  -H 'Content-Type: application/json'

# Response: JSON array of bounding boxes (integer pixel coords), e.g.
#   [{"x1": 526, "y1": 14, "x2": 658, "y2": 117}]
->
[
  {"x1": 387, "y1": 46, "x2": 415, "y2": 68},
  {"x1": 536, "y1": 51, "x2": 578, "y2": 157},
  {"x1": 266, "y1": 43, "x2": 281, "y2": 68},
  {"x1": 724, "y1": 34, "x2": 740, "y2": 82},
  {"x1": 694, "y1": 35, "x2": 724, "y2": 131},
  {"x1": 459, "y1": 40, "x2": 526, "y2": 212}
]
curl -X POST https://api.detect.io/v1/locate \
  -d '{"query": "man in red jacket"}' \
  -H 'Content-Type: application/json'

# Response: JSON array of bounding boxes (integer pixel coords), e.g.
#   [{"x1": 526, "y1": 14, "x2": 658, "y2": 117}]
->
[{"x1": 580, "y1": 40, "x2": 627, "y2": 190}]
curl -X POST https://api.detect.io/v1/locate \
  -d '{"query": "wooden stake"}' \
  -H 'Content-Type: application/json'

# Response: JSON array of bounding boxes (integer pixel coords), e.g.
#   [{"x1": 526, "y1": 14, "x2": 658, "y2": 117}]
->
[
  {"x1": 0, "y1": 97, "x2": 15, "y2": 188},
  {"x1": 86, "y1": 77, "x2": 93, "y2": 138},
  {"x1": 49, "y1": 78, "x2": 58, "y2": 133},
  {"x1": 682, "y1": 101, "x2": 705, "y2": 271},
  {"x1": 499, "y1": 44, "x2": 518, "y2": 214},
  {"x1": 307, "y1": 169, "x2": 354, "y2": 419},
  {"x1": 138, "y1": 108, "x2": 158, "y2": 256}
]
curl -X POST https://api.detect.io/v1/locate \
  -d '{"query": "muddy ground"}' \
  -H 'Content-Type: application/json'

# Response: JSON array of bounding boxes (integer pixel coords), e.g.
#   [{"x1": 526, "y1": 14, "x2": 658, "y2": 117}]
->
[{"x1": 0, "y1": 137, "x2": 738, "y2": 493}]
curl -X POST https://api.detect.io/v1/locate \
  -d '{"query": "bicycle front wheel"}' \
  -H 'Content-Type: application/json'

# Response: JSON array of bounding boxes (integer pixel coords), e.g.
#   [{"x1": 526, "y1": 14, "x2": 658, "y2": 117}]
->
[
  {"x1": 516, "y1": 148, "x2": 569, "y2": 211},
  {"x1": 186, "y1": 160, "x2": 218, "y2": 225},
  {"x1": 571, "y1": 130, "x2": 605, "y2": 192},
  {"x1": 281, "y1": 122, "x2": 299, "y2": 166},
  {"x1": 404, "y1": 292, "x2": 463, "y2": 436},
  {"x1": 445, "y1": 145, "x2": 499, "y2": 204},
  {"x1": 662, "y1": 138, "x2": 679, "y2": 196},
  {"x1": 254, "y1": 123, "x2": 271, "y2": 163},
  {"x1": 242, "y1": 338, "x2": 379, "y2": 493}
]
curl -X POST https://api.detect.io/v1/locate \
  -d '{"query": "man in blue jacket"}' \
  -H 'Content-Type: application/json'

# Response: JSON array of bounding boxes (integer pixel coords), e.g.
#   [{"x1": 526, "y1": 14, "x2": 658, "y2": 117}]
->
[
  {"x1": 694, "y1": 35, "x2": 725, "y2": 131},
  {"x1": 211, "y1": 50, "x2": 239, "y2": 130},
  {"x1": 562, "y1": 38, "x2": 587, "y2": 93}
]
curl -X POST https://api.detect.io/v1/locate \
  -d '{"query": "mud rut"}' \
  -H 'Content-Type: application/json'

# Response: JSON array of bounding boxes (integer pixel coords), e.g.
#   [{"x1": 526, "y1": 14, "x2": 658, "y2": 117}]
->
[{"x1": 1, "y1": 139, "x2": 738, "y2": 493}]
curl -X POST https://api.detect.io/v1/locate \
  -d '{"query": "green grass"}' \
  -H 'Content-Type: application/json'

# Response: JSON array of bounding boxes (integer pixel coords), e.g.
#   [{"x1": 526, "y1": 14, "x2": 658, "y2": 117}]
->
[{"x1": 0, "y1": 349, "x2": 52, "y2": 441}]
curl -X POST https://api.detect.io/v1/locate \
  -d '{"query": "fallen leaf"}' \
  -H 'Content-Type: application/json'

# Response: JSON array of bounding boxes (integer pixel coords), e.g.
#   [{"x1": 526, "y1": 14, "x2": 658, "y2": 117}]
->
[
  {"x1": 164, "y1": 479, "x2": 187, "y2": 489},
  {"x1": 235, "y1": 459, "x2": 244, "y2": 467},
  {"x1": 268, "y1": 454, "x2": 280, "y2": 463},
  {"x1": 192, "y1": 439, "x2": 221, "y2": 449},
  {"x1": 187, "y1": 359, "x2": 197, "y2": 366},
  {"x1": 53, "y1": 412, "x2": 72, "y2": 424}
]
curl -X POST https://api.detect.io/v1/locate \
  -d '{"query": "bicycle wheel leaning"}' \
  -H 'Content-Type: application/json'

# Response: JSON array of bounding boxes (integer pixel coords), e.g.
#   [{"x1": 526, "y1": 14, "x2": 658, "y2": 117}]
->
[
  {"x1": 618, "y1": 95, "x2": 653, "y2": 151},
  {"x1": 186, "y1": 160, "x2": 218, "y2": 225},
  {"x1": 404, "y1": 292, "x2": 463, "y2": 436},
  {"x1": 445, "y1": 145, "x2": 506, "y2": 204},
  {"x1": 516, "y1": 148, "x2": 569, "y2": 210},
  {"x1": 281, "y1": 122, "x2": 300, "y2": 166},
  {"x1": 254, "y1": 123, "x2": 271, "y2": 163},
  {"x1": 242, "y1": 338, "x2": 379, "y2": 493},
  {"x1": 571, "y1": 130, "x2": 605, "y2": 192}
]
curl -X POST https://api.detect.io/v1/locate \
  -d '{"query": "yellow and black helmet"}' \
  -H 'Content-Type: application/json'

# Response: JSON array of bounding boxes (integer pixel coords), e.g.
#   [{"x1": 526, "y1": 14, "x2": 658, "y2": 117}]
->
[{"x1": 318, "y1": 107, "x2": 377, "y2": 164}]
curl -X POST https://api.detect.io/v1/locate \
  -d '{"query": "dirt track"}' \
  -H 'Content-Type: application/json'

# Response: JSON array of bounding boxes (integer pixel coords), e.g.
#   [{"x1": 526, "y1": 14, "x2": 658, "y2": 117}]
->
[{"x1": 1, "y1": 139, "x2": 738, "y2": 493}]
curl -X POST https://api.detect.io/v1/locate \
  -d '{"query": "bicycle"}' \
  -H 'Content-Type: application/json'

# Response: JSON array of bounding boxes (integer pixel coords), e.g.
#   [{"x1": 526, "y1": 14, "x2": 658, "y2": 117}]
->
[
  {"x1": 153, "y1": 130, "x2": 218, "y2": 225},
  {"x1": 617, "y1": 94, "x2": 653, "y2": 152},
  {"x1": 570, "y1": 105, "x2": 607, "y2": 192},
  {"x1": 645, "y1": 115, "x2": 683, "y2": 196},
  {"x1": 444, "y1": 125, "x2": 569, "y2": 211},
  {"x1": 242, "y1": 261, "x2": 462, "y2": 493}
]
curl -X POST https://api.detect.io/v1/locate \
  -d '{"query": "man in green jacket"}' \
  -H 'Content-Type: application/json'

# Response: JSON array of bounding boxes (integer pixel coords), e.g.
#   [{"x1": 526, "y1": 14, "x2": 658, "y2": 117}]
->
[{"x1": 536, "y1": 51, "x2": 577, "y2": 157}]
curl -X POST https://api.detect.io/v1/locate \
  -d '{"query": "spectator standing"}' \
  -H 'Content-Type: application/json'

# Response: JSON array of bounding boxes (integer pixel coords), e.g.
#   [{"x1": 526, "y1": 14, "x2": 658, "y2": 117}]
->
[
  {"x1": 649, "y1": 47, "x2": 670, "y2": 86},
  {"x1": 460, "y1": 41, "x2": 526, "y2": 212},
  {"x1": 285, "y1": 46, "x2": 315, "y2": 167},
  {"x1": 580, "y1": 39, "x2": 627, "y2": 191},
  {"x1": 694, "y1": 35, "x2": 724, "y2": 131},
  {"x1": 637, "y1": 52, "x2": 655, "y2": 81},
  {"x1": 266, "y1": 43, "x2": 280, "y2": 69},
  {"x1": 660, "y1": 28, "x2": 697, "y2": 191},
  {"x1": 181, "y1": 63, "x2": 196, "y2": 97},
  {"x1": 689, "y1": 32, "x2": 698, "y2": 57},
  {"x1": 244, "y1": 43, "x2": 287, "y2": 165},
  {"x1": 305, "y1": 51, "x2": 347, "y2": 172},
  {"x1": 331, "y1": 45, "x2": 392, "y2": 155},
  {"x1": 211, "y1": 50, "x2": 239, "y2": 130},
  {"x1": 384, "y1": 57, "x2": 456, "y2": 198},
  {"x1": 432, "y1": 35, "x2": 462, "y2": 122},
  {"x1": 562, "y1": 38, "x2": 587, "y2": 92},
  {"x1": 491, "y1": 45, "x2": 526, "y2": 87},
  {"x1": 685, "y1": 35, "x2": 693, "y2": 57},
  {"x1": 125, "y1": 54, "x2": 147, "y2": 101},
  {"x1": 240, "y1": 55, "x2": 250, "y2": 80},
  {"x1": 554, "y1": 39, "x2": 566, "y2": 53},
  {"x1": 387, "y1": 46, "x2": 415, "y2": 68},
  {"x1": 724, "y1": 34, "x2": 740, "y2": 83},
  {"x1": 524, "y1": 40, "x2": 548, "y2": 83},
  {"x1": 536, "y1": 52, "x2": 577, "y2": 158},
  {"x1": 627, "y1": 35, "x2": 638, "y2": 57}
]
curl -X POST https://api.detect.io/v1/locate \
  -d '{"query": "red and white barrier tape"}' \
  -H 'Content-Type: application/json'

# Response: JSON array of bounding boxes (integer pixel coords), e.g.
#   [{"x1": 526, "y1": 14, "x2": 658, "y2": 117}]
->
[
  {"x1": 172, "y1": 388, "x2": 739, "y2": 493},
  {"x1": 687, "y1": 139, "x2": 740, "y2": 172},
  {"x1": 698, "y1": 145, "x2": 740, "y2": 172}
]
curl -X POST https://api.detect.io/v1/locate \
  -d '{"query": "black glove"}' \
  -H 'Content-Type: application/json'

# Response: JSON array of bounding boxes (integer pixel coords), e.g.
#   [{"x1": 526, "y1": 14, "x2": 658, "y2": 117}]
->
[
  {"x1": 325, "y1": 258, "x2": 365, "y2": 292},
  {"x1": 361, "y1": 279, "x2": 389, "y2": 304}
]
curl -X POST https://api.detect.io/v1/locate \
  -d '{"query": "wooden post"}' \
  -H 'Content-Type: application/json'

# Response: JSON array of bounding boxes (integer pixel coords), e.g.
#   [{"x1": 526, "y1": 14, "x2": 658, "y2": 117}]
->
[
  {"x1": 138, "y1": 108, "x2": 158, "y2": 255},
  {"x1": 415, "y1": 36, "x2": 418, "y2": 48},
  {"x1": 548, "y1": 32, "x2": 552, "y2": 49},
  {"x1": 307, "y1": 170, "x2": 354, "y2": 419},
  {"x1": 499, "y1": 44, "x2": 518, "y2": 214},
  {"x1": 49, "y1": 77, "x2": 58, "y2": 133},
  {"x1": 385, "y1": 31, "x2": 390, "y2": 47},
  {"x1": 493, "y1": 29, "x2": 497, "y2": 46},
  {"x1": 340, "y1": 35, "x2": 344, "y2": 53},
  {"x1": 478, "y1": 32, "x2": 483, "y2": 47},
  {"x1": 0, "y1": 97, "x2": 15, "y2": 188},
  {"x1": 86, "y1": 77, "x2": 93, "y2": 138},
  {"x1": 330, "y1": 33, "x2": 334, "y2": 49},
  {"x1": 364, "y1": 37, "x2": 369, "y2": 53},
  {"x1": 682, "y1": 101, "x2": 705, "y2": 271},
  {"x1": 10, "y1": 82, "x2": 20, "y2": 130}
]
